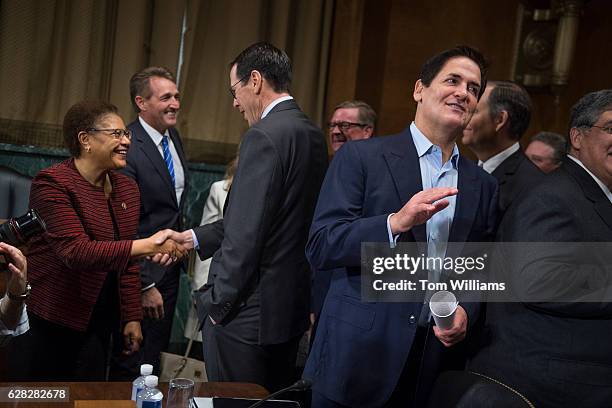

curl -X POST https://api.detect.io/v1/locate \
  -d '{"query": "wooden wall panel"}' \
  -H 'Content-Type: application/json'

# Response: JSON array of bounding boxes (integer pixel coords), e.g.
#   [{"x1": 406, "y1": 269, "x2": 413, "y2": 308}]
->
[
  {"x1": 326, "y1": 0, "x2": 612, "y2": 151},
  {"x1": 324, "y1": 0, "x2": 365, "y2": 118}
]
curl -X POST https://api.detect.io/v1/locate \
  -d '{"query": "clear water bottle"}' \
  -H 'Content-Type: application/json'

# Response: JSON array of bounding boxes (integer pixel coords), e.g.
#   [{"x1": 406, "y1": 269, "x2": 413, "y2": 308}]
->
[
  {"x1": 136, "y1": 375, "x2": 163, "y2": 408},
  {"x1": 131, "y1": 364, "x2": 154, "y2": 400}
]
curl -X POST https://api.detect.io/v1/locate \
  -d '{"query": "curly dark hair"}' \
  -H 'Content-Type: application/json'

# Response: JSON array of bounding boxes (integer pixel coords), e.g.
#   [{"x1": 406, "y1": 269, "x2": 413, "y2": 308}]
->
[{"x1": 63, "y1": 100, "x2": 118, "y2": 157}]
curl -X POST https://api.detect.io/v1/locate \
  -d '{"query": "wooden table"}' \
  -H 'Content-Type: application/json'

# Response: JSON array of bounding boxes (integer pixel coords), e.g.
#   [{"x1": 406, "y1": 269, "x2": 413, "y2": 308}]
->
[{"x1": 0, "y1": 382, "x2": 268, "y2": 407}]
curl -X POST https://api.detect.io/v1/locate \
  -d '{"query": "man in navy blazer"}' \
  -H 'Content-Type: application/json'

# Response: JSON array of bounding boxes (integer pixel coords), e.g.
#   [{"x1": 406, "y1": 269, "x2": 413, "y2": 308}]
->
[
  {"x1": 111, "y1": 66, "x2": 189, "y2": 378},
  {"x1": 303, "y1": 46, "x2": 499, "y2": 407}
]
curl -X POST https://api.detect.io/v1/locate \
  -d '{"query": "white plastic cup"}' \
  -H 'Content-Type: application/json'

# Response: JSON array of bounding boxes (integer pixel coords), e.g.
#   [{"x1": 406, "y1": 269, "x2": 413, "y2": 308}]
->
[{"x1": 429, "y1": 290, "x2": 458, "y2": 330}]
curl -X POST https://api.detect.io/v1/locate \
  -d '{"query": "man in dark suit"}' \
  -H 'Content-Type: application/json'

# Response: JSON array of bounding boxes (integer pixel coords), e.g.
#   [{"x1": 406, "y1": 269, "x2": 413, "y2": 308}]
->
[
  {"x1": 162, "y1": 42, "x2": 327, "y2": 392},
  {"x1": 462, "y1": 80, "x2": 543, "y2": 215},
  {"x1": 469, "y1": 89, "x2": 612, "y2": 408},
  {"x1": 111, "y1": 66, "x2": 188, "y2": 378},
  {"x1": 303, "y1": 46, "x2": 499, "y2": 407}
]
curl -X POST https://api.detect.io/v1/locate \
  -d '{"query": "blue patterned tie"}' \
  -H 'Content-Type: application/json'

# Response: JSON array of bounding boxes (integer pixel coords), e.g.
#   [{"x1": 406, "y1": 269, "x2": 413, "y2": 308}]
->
[{"x1": 161, "y1": 135, "x2": 175, "y2": 186}]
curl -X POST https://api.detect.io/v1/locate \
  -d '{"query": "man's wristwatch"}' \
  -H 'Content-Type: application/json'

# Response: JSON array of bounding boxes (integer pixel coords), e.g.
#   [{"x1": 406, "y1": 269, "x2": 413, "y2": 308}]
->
[{"x1": 8, "y1": 282, "x2": 31, "y2": 300}]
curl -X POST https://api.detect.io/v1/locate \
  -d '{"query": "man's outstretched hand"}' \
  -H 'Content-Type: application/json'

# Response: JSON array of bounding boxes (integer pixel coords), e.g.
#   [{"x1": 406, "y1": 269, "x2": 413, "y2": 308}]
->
[{"x1": 149, "y1": 229, "x2": 194, "y2": 266}]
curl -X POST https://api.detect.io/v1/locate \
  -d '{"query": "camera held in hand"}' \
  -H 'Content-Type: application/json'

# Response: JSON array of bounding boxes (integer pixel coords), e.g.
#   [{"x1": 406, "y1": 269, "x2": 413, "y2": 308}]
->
[{"x1": 0, "y1": 209, "x2": 46, "y2": 246}]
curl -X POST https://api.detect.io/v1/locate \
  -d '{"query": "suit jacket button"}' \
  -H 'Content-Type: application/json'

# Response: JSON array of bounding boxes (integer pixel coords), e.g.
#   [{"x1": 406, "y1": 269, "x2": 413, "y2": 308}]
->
[{"x1": 409, "y1": 315, "x2": 416, "y2": 324}]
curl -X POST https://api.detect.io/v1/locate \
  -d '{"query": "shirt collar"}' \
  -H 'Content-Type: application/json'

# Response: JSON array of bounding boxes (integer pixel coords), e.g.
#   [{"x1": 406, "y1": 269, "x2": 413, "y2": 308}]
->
[
  {"x1": 479, "y1": 142, "x2": 520, "y2": 174},
  {"x1": 567, "y1": 154, "x2": 612, "y2": 203},
  {"x1": 138, "y1": 116, "x2": 170, "y2": 145},
  {"x1": 261, "y1": 95, "x2": 294, "y2": 119},
  {"x1": 410, "y1": 122, "x2": 459, "y2": 167}
]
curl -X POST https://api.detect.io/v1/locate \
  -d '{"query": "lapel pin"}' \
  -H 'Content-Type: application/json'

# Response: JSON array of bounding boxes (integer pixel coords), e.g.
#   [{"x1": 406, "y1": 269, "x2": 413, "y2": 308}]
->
[{"x1": 121, "y1": 202, "x2": 127, "y2": 210}]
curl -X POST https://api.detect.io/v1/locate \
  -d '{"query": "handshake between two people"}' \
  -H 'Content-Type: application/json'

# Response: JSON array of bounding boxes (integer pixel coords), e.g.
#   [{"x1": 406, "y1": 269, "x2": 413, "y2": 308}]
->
[{"x1": 138, "y1": 229, "x2": 195, "y2": 267}]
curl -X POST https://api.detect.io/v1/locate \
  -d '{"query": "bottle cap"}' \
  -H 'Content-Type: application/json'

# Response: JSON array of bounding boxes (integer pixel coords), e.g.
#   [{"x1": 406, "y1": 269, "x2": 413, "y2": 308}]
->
[
  {"x1": 144, "y1": 375, "x2": 158, "y2": 387},
  {"x1": 140, "y1": 364, "x2": 153, "y2": 376}
]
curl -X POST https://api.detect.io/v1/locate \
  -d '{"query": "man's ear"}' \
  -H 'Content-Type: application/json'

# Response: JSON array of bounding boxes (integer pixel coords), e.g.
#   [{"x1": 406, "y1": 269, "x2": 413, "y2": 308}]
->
[
  {"x1": 413, "y1": 79, "x2": 424, "y2": 103},
  {"x1": 251, "y1": 70, "x2": 263, "y2": 95},
  {"x1": 569, "y1": 127, "x2": 583, "y2": 151},
  {"x1": 494, "y1": 110, "x2": 509, "y2": 133},
  {"x1": 135, "y1": 95, "x2": 146, "y2": 112}
]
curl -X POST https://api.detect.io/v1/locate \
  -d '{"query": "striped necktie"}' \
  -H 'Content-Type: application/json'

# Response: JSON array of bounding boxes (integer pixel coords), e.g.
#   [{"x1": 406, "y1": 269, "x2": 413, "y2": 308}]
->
[{"x1": 161, "y1": 135, "x2": 176, "y2": 186}]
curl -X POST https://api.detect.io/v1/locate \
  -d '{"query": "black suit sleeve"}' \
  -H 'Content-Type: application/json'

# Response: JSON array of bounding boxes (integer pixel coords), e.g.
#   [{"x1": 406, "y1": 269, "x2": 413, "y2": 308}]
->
[
  {"x1": 195, "y1": 128, "x2": 282, "y2": 323},
  {"x1": 193, "y1": 219, "x2": 224, "y2": 260},
  {"x1": 499, "y1": 188, "x2": 612, "y2": 318}
]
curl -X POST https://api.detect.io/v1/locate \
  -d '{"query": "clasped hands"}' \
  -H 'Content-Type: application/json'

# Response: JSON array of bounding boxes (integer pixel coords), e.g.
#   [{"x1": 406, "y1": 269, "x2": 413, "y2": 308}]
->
[{"x1": 147, "y1": 229, "x2": 194, "y2": 267}]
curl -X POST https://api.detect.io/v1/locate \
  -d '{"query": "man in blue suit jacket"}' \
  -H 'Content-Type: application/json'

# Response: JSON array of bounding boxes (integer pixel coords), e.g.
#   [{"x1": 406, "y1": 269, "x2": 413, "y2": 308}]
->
[
  {"x1": 303, "y1": 46, "x2": 499, "y2": 407},
  {"x1": 111, "y1": 66, "x2": 189, "y2": 379}
]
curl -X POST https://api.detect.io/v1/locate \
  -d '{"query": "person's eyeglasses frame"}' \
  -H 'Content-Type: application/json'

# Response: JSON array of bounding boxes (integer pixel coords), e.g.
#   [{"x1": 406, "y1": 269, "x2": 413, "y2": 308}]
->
[
  {"x1": 87, "y1": 128, "x2": 132, "y2": 140},
  {"x1": 588, "y1": 125, "x2": 612, "y2": 135},
  {"x1": 328, "y1": 121, "x2": 369, "y2": 131},
  {"x1": 229, "y1": 73, "x2": 251, "y2": 100}
]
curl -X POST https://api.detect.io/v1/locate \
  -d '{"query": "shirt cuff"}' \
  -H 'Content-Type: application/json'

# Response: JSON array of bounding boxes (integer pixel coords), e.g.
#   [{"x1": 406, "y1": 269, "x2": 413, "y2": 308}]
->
[
  {"x1": 386, "y1": 213, "x2": 399, "y2": 248},
  {"x1": 190, "y1": 229, "x2": 200, "y2": 250},
  {"x1": 141, "y1": 283, "x2": 155, "y2": 291}
]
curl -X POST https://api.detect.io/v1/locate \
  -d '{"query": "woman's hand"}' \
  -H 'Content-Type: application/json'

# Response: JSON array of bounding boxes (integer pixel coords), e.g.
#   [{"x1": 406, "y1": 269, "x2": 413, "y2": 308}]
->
[
  {"x1": 131, "y1": 230, "x2": 189, "y2": 264},
  {"x1": 122, "y1": 321, "x2": 143, "y2": 355},
  {"x1": 147, "y1": 229, "x2": 190, "y2": 266}
]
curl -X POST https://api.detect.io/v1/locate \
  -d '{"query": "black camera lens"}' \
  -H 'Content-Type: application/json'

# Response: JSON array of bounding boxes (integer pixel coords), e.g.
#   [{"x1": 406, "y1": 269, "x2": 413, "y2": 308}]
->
[{"x1": 0, "y1": 209, "x2": 46, "y2": 246}]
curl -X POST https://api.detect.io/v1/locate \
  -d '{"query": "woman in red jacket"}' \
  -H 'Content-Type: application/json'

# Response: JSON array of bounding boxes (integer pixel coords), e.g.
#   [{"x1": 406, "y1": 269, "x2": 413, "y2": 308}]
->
[{"x1": 8, "y1": 100, "x2": 186, "y2": 380}]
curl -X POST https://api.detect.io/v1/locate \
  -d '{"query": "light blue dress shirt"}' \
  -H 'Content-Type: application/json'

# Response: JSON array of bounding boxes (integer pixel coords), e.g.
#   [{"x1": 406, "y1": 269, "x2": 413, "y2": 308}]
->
[{"x1": 387, "y1": 122, "x2": 459, "y2": 259}]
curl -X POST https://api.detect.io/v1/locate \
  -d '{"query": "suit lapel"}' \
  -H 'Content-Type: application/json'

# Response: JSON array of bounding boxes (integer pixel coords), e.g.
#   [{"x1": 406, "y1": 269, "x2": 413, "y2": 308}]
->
[
  {"x1": 564, "y1": 158, "x2": 612, "y2": 230},
  {"x1": 383, "y1": 128, "x2": 426, "y2": 242},
  {"x1": 132, "y1": 120, "x2": 178, "y2": 205},
  {"x1": 450, "y1": 156, "x2": 481, "y2": 245},
  {"x1": 594, "y1": 201, "x2": 612, "y2": 230},
  {"x1": 492, "y1": 149, "x2": 522, "y2": 187}
]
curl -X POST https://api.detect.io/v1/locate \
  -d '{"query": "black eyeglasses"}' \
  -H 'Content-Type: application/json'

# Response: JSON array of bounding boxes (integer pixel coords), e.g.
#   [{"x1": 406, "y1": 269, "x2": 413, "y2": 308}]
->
[
  {"x1": 229, "y1": 74, "x2": 250, "y2": 99},
  {"x1": 589, "y1": 125, "x2": 612, "y2": 135},
  {"x1": 87, "y1": 128, "x2": 132, "y2": 140},
  {"x1": 328, "y1": 121, "x2": 368, "y2": 131}
]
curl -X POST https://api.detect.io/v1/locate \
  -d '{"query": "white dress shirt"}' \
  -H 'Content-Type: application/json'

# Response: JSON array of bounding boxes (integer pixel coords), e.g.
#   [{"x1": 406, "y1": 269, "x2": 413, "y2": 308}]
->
[
  {"x1": 138, "y1": 116, "x2": 185, "y2": 204},
  {"x1": 478, "y1": 142, "x2": 520, "y2": 174},
  {"x1": 261, "y1": 96, "x2": 294, "y2": 119},
  {"x1": 0, "y1": 298, "x2": 28, "y2": 347}
]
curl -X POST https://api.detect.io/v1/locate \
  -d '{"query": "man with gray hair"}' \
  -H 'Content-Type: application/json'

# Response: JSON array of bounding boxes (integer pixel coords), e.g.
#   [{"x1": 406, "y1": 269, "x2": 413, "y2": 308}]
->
[
  {"x1": 525, "y1": 131, "x2": 567, "y2": 173},
  {"x1": 328, "y1": 100, "x2": 376, "y2": 152},
  {"x1": 469, "y1": 89, "x2": 612, "y2": 407}
]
